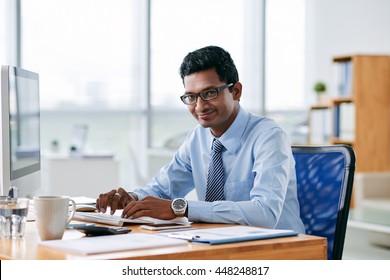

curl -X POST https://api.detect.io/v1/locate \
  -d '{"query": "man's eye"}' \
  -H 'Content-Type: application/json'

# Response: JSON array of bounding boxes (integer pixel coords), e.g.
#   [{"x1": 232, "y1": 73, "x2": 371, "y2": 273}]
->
[
  {"x1": 203, "y1": 90, "x2": 216, "y2": 97},
  {"x1": 186, "y1": 95, "x2": 196, "y2": 101}
]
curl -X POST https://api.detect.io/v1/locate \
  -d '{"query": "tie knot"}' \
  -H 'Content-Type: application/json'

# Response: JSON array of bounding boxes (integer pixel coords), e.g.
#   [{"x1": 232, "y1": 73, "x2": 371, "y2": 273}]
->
[{"x1": 212, "y1": 139, "x2": 224, "y2": 153}]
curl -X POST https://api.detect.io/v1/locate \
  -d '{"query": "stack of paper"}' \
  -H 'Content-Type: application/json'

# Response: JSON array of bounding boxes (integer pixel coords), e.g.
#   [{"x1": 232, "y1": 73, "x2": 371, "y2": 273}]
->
[{"x1": 39, "y1": 233, "x2": 187, "y2": 255}]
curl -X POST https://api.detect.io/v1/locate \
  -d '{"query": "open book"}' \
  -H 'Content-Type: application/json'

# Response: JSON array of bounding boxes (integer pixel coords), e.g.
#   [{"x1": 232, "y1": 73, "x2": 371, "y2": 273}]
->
[{"x1": 73, "y1": 210, "x2": 190, "y2": 226}]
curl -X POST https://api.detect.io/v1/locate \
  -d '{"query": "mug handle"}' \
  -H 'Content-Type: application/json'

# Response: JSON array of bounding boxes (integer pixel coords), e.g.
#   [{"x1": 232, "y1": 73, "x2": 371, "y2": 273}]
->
[{"x1": 67, "y1": 199, "x2": 76, "y2": 224}]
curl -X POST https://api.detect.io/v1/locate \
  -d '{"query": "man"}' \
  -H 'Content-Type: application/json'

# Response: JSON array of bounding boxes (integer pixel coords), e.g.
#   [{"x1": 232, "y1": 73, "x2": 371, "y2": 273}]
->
[{"x1": 97, "y1": 46, "x2": 305, "y2": 233}]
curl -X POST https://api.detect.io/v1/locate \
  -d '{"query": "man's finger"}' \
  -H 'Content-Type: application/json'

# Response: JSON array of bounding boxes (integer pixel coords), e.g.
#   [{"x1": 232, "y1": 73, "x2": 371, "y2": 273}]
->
[{"x1": 110, "y1": 191, "x2": 122, "y2": 214}]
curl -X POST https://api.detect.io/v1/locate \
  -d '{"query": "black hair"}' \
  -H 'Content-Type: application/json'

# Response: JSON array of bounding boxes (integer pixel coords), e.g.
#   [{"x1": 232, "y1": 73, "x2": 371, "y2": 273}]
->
[{"x1": 179, "y1": 46, "x2": 239, "y2": 86}]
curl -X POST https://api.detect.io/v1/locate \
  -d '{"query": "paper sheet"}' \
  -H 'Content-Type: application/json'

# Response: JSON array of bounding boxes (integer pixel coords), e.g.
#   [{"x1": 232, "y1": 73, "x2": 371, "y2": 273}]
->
[{"x1": 39, "y1": 233, "x2": 188, "y2": 255}]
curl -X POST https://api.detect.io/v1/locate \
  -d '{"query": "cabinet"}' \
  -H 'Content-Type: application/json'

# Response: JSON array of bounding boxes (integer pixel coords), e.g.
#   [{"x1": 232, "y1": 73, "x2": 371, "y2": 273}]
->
[{"x1": 309, "y1": 55, "x2": 390, "y2": 173}]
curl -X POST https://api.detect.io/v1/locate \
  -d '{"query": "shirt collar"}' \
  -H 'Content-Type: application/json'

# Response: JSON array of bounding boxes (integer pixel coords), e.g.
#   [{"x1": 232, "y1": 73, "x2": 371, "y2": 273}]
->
[{"x1": 208, "y1": 106, "x2": 249, "y2": 154}]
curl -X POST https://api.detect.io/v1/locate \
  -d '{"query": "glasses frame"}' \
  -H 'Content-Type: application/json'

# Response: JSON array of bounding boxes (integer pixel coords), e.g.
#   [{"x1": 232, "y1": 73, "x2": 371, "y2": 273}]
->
[{"x1": 180, "y1": 83, "x2": 234, "y2": 105}]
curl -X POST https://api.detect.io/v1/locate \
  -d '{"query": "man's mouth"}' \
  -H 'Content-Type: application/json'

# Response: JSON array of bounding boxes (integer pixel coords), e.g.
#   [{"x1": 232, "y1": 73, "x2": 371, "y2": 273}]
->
[{"x1": 197, "y1": 110, "x2": 215, "y2": 120}]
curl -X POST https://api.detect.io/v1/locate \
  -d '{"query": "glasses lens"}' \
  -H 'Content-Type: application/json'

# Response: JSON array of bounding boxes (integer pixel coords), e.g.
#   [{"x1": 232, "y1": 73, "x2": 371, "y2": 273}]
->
[
  {"x1": 181, "y1": 95, "x2": 196, "y2": 104},
  {"x1": 181, "y1": 85, "x2": 229, "y2": 105},
  {"x1": 200, "y1": 89, "x2": 218, "y2": 101}
]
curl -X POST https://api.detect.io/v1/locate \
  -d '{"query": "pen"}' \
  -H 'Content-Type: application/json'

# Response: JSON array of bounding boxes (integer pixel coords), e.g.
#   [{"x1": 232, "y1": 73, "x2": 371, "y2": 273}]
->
[
  {"x1": 168, "y1": 233, "x2": 200, "y2": 241},
  {"x1": 67, "y1": 223, "x2": 95, "y2": 229}
]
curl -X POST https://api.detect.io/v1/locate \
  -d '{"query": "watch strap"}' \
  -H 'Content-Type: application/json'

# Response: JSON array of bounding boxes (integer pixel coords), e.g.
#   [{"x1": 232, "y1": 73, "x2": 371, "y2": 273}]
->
[{"x1": 127, "y1": 192, "x2": 138, "y2": 201}]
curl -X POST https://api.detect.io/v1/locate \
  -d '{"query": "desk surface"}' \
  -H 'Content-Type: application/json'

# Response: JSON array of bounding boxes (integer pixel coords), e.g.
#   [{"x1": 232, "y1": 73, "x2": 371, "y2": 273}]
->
[{"x1": 0, "y1": 222, "x2": 327, "y2": 260}]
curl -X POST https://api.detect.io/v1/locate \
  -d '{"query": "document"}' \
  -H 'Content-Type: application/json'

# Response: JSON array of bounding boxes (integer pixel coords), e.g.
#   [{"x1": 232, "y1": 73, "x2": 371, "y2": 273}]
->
[
  {"x1": 39, "y1": 233, "x2": 188, "y2": 255},
  {"x1": 163, "y1": 226, "x2": 298, "y2": 245}
]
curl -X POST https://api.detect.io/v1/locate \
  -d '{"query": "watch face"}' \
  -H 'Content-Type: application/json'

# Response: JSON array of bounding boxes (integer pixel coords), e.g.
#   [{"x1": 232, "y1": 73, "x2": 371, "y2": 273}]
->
[{"x1": 173, "y1": 198, "x2": 186, "y2": 210}]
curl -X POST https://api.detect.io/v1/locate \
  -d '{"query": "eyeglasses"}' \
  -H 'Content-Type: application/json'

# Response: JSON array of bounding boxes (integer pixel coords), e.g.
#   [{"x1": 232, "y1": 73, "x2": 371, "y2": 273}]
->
[{"x1": 180, "y1": 83, "x2": 234, "y2": 105}]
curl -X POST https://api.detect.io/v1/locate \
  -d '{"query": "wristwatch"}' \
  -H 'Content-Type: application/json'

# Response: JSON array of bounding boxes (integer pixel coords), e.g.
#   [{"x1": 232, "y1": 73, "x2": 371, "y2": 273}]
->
[
  {"x1": 127, "y1": 191, "x2": 138, "y2": 201},
  {"x1": 171, "y1": 198, "x2": 188, "y2": 217}
]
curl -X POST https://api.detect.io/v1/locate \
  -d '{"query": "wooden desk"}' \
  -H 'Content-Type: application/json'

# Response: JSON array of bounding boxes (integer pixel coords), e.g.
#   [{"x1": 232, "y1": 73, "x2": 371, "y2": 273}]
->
[{"x1": 0, "y1": 222, "x2": 327, "y2": 260}]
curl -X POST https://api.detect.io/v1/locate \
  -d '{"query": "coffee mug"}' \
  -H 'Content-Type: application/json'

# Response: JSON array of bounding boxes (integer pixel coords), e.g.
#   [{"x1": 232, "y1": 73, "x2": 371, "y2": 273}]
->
[{"x1": 33, "y1": 196, "x2": 76, "y2": 240}]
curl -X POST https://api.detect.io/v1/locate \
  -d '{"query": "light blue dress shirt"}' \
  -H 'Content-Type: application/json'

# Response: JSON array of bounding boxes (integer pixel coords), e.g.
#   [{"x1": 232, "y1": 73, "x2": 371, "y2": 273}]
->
[{"x1": 134, "y1": 106, "x2": 305, "y2": 233}]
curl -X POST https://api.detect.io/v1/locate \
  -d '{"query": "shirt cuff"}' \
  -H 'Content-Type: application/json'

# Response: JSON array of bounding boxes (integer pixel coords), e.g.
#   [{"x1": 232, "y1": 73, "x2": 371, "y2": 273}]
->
[{"x1": 187, "y1": 200, "x2": 213, "y2": 222}]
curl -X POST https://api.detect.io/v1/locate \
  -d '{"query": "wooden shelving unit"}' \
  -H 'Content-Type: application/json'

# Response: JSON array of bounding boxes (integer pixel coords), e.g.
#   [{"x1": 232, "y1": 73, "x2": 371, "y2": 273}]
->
[{"x1": 309, "y1": 55, "x2": 390, "y2": 173}]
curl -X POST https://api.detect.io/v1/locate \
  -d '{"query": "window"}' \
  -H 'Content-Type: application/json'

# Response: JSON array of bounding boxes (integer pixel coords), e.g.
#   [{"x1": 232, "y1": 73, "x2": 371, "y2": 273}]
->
[
  {"x1": 21, "y1": 0, "x2": 144, "y2": 111},
  {"x1": 0, "y1": 0, "x2": 18, "y2": 65},
  {"x1": 265, "y1": 0, "x2": 305, "y2": 111},
  {"x1": 20, "y1": 0, "x2": 149, "y2": 187},
  {"x1": 265, "y1": 0, "x2": 307, "y2": 144},
  {"x1": 15, "y1": 0, "x2": 306, "y2": 188},
  {"x1": 150, "y1": 0, "x2": 265, "y2": 148}
]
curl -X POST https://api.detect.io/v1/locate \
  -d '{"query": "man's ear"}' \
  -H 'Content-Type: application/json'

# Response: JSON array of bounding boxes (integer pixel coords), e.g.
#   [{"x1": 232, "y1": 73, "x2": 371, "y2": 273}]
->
[{"x1": 232, "y1": 82, "x2": 242, "y2": 101}]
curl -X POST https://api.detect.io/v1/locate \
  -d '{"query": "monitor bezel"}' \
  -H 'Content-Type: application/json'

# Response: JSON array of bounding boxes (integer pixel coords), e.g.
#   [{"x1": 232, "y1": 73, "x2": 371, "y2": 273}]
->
[{"x1": 1, "y1": 65, "x2": 41, "y2": 197}]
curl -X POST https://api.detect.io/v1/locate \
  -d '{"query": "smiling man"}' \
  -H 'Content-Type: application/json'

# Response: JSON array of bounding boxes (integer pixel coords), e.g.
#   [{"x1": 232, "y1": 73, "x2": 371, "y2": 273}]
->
[{"x1": 96, "y1": 46, "x2": 305, "y2": 233}]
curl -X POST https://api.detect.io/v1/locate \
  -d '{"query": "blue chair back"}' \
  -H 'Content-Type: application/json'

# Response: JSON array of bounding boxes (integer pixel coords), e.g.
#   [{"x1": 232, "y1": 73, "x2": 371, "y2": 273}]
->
[{"x1": 292, "y1": 145, "x2": 355, "y2": 260}]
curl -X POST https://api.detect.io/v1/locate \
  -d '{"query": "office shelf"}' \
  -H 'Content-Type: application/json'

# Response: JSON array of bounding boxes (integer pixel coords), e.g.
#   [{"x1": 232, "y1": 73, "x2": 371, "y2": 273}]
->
[{"x1": 309, "y1": 55, "x2": 390, "y2": 173}]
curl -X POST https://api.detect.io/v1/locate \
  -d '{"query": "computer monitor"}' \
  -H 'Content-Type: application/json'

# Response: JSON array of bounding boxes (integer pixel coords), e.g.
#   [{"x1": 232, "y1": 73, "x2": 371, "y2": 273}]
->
[{"x1": 0, "y1": 65, "x2": 41, "y2": 197}]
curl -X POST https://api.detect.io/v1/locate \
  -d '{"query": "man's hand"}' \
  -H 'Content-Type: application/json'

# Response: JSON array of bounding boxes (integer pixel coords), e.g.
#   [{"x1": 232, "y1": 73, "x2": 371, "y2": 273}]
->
[
  {"x1": 96, "y1": 187, "x2": 134, "y2": 215},
  {"x1": 121, "y1": 196, "x2": 177, "y2": 220}
]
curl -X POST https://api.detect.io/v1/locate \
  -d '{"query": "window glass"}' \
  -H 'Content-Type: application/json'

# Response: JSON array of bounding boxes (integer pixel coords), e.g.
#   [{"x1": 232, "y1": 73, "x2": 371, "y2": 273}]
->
[
  {"x1": 265, "y1": 0, "x2": 307, "y2": 144},
  {"x1": 150, "y1": 0, "x2": 264, "y2": 148},
  {"x1": 0, "y1": 0, "x2": 7, "y2": 63},
  {"x1": 21, "y1": 0, "x2": 143, "y2": 111},
  {"x1": 0, "y1": 0, "x2": 17, "y2": 65},
  {"x1": 20, "y1": 0, "x2": 147, "y2": 187}
]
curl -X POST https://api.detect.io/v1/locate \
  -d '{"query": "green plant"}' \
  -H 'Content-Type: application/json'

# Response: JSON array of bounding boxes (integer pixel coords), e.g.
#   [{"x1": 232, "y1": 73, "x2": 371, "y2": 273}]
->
[{"x1": 313, "y1": 82, "x2": 326, "y2": 94}]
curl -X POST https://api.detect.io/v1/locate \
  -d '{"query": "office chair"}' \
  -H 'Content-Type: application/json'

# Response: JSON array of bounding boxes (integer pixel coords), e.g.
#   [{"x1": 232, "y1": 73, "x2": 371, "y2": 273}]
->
[{"x1": 292, "y1": 145, "x2": 356, "y2": 260}]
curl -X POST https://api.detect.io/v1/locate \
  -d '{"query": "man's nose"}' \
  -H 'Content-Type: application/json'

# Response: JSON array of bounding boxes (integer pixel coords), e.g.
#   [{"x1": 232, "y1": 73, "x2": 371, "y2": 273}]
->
[{"x1": 195, "y1": 96, "x2": 209, "y2": 109}]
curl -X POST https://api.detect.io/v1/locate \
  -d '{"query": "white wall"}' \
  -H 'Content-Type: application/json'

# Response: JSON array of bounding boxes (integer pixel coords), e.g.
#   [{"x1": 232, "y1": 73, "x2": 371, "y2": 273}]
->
[{"x1": 305, "y1": 0, "x2": 390, "y2": 102}]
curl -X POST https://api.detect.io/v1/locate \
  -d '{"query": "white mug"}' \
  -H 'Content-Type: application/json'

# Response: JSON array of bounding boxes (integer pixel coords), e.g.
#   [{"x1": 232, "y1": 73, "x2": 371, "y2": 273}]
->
[{"x1": 33, "y1": 196, "x2": 76, "y2": 240}]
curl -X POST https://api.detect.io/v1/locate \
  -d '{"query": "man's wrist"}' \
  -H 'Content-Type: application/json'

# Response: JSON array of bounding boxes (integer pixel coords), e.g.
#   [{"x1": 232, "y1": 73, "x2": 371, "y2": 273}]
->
[{"x1": 127, "y1": 191, "x2": 138, "y2": 201}]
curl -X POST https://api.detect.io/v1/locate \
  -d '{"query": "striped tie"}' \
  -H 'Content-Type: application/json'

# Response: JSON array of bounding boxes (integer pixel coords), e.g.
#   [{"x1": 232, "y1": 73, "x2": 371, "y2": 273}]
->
[{"x1": 205, "y1": 139, "x2": 225, "y2": 202}]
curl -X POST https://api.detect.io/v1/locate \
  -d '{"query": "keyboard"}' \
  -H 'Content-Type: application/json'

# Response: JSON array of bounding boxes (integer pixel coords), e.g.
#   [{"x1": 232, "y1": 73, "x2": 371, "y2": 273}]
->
[{"x1": 73, "y1": 212, "x2": 154, "y2": 226}]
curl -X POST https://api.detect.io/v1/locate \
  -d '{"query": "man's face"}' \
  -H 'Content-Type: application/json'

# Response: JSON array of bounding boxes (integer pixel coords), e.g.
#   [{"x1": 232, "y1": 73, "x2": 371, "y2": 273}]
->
[{"x1": 183, "y1": 69, "x2": 241, "y2": 137}]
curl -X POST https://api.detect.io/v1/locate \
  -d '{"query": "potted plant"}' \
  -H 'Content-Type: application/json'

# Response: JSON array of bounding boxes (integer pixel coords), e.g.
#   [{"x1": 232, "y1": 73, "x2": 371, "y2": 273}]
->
[
  {"x1": 313, "y1": 81, "x2": 327, "y2": 103},
  {"x1": 50, "y1": 139, "x2": 60, "y2": 153}
]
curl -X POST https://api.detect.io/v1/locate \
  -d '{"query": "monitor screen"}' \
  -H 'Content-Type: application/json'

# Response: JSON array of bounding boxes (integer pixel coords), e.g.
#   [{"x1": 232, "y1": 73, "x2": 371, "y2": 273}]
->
[{"x1": 1, "y1": 65, "x2": 41, "y2": 197}]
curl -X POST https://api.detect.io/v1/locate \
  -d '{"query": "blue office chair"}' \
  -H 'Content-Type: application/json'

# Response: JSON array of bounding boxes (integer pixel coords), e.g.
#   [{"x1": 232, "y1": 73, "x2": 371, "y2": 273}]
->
[{"x1": 292, "y1": 145, "x2": 356, "y2": 260}]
